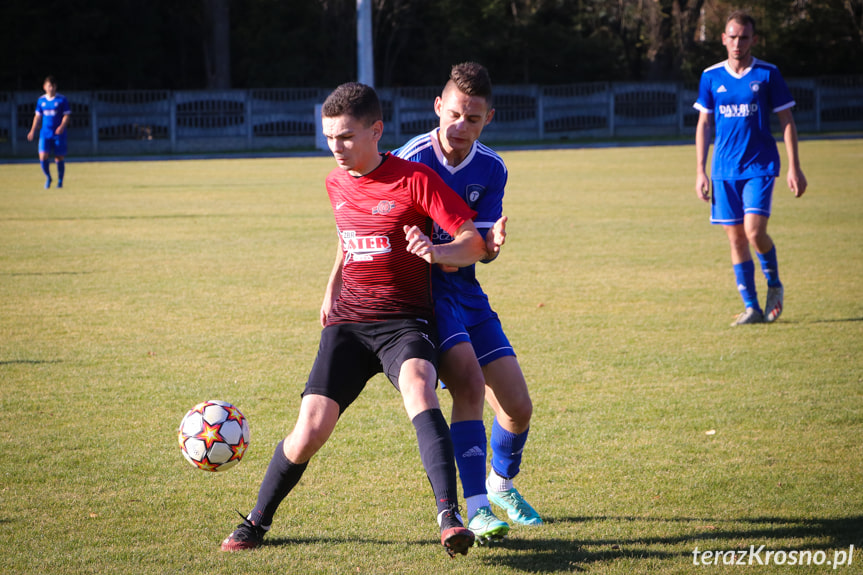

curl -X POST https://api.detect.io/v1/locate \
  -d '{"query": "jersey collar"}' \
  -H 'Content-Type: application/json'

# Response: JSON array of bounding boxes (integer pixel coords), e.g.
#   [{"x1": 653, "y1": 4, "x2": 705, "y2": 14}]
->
[
  {"x1": 723, "y1": 57, "x2": 759, "y2": 79},
  {"x1": 430, "y1": 127, "x2": 477, "y2": 175}
]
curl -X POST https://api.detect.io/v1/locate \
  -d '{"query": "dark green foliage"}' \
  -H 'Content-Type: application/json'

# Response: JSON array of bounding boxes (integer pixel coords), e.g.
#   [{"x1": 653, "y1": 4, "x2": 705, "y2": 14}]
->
[{"x1": 1, "y1": 0, "x2": 860, "y2": 90}]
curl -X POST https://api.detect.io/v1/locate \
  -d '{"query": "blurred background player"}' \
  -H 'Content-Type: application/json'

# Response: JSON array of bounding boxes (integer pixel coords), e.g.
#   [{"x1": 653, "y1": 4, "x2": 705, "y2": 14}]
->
[
  {"x1": 220, "y1": 82, "x2": 485, "y2": 557},
  {"x1": 395, "y1": 62, "x2": 542, "y2": 544},
  {"x1": 27, "y1": 76, "x2": 71, "y2": 189},
  {"x1": 694, "y1": 11, "x2": 807, "y2": 326}
]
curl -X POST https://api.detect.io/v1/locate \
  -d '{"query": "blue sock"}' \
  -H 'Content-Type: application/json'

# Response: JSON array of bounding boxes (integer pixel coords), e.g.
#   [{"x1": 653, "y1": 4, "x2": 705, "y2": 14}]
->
[
  {"x1": 249, "y1": 440, "x2": 307, "y2": 528},
  {"x1": 490, "y1": 418, "x2": 529, "y2": 480},
  {"x1": 733, "y1": 260, "x2": 761, "y2": 312},
  {"x1": 757, "y1": 246, "x2": 781, "y2": 288},
  {"x1": 57, "y1": 160, "x2": 65, "y2": 184},
  {"x1": 412, "y1": 409, "x2": 459, "y2": 514},
  {"x1": 40, "y1": 159, "x2": 51, "y2": 178},
  {"x1": 451, "y1": 420, "x2": 488, "y2": 498}
]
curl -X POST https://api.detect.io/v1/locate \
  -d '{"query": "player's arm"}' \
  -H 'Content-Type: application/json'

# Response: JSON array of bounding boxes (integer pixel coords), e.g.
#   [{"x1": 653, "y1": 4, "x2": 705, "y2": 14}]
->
[
  {"x1": 403, "y1": 220, "x2": 485, "y2": 267},
  {"x1": 694, "y1": 111, "x2": 713, "y2": 202},
  {"x1": 27, "y1": 113, "x2": 41, "y2": 141},
  {"x1": 320, "y1": 238, "x2": 343, "y2": 327},
  {"x1": 777, "y1": 108, "x2": 807, "y2": 198},
  {"x1": 56, "y1": 111, "x2": 70, "y2": 135}
]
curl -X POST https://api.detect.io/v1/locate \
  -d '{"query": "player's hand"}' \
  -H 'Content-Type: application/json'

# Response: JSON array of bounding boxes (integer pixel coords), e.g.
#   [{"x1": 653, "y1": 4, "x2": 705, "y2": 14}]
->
[
  {"x1": 788, "y1": 168, "x2": 807, "y2": 198},
  {"x1": 27, "y1": 131, "x2": 34, "y2": 142},
  {"x1": 403, "y1": 225, "x2": 435, "y2": 263},
  {"x1": 484, "y1": 215, "x2": 507, "y2": 261},
  {"x1": 55, "y1": 126, "x2": 65, "y2": 135},
  {"x1": 695, "y1": 173, "x2": 711, "y2": 202}
]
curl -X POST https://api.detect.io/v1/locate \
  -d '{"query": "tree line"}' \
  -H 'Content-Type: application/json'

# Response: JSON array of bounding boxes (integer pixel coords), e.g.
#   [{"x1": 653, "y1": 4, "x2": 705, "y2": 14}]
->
[{"x1": 3, "y1": 0, "x2": 861, "y2": 92}]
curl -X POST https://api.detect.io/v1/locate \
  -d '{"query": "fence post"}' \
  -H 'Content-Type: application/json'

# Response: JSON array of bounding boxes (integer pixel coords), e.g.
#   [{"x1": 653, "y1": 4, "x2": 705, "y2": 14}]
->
[
  {"x1": 393, "y1": 89, "x2": 401, "y2": 145},
  {"x1": 815, "y1": 79, "x2": 822, "y2": 133},
  {"x1": 246, "y1": 90, "x2": 253, "y2": 149},
  {"x1": 91, "y1": 92, "x2": 99, "y2": 155},
  {"x1": 170, "y1": 91, "x2": 177, "y2": 153},
  {"x1": 536, "y1": 85, "x2": 544, "y2": 140},
  {"x1": 608, "y1": 82, "x2": 615, "y2": 138},
  {"x1": 10, "y1": 95, "x2": 17, "y2": 156}
]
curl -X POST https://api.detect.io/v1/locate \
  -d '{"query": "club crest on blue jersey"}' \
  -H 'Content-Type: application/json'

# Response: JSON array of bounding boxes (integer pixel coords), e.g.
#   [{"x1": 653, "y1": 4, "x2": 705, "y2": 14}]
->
[
  {"x1": 465, "y1": 185, "x2": 485, "y2": 208},
  {"x1": 372, "y1": 200, "x2": 396, "y2": 215},
  {"x1": 750, "y1": 81, "x2": 761, "y2": 93}
]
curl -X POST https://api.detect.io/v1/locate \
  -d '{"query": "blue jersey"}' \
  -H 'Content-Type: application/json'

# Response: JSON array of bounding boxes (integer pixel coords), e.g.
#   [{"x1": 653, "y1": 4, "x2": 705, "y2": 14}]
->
[
  {"x1": 694, "y1": 58, "x2": 794, "y2": 181},
  {"x1": 35, "y1": 94, "x2": 71, "y2": 138},
  {"x1": 394, "y1": 128, "x2": 507, "y2": 289}
]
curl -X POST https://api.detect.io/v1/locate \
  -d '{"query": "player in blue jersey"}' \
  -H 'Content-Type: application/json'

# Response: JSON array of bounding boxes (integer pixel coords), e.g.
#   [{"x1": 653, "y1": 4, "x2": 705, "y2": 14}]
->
[
  {"x1": 395, "y1": 62, "x2": 542, "y2": 544},
  {"x1": 694, "y1": 11, "x2": 807, "y2": 326},
  {"x1": 27, "y1": 76, "x2": 71, "y2": 189}
]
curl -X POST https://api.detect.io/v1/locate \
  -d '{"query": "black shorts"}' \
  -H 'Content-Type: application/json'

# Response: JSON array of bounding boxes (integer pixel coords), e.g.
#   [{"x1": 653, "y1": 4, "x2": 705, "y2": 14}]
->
[{"x1": 303, "y1": 318, "x2": 438, "y2": 413}]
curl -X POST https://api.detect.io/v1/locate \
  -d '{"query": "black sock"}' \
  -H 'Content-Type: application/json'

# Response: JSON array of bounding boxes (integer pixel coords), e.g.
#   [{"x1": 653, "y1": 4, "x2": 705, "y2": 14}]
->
[
  {"x1": 249, "y1": 440, "x2": 308, "y2": 527},
  {"x1": 412, "y1": 409, "x2": 458, "y2": 515}
]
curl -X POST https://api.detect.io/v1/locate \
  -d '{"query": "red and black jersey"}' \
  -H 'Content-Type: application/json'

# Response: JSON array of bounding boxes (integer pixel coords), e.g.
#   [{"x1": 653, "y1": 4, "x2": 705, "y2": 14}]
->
[{"x1": 325, "y1": 153, "x2": 476, "y2": 324}]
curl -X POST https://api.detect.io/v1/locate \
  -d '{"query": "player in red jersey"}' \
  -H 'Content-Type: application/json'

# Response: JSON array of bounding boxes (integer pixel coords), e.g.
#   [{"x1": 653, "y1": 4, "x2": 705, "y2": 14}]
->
[{"x1": 221, "y1": 82, "x2": 485, "y2": 557}]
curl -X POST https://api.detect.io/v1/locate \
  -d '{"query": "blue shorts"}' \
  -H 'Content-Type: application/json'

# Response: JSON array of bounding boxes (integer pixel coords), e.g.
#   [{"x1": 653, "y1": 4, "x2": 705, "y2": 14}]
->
[
  {"x1": 39, "y1": 133, "x2": 68, "y2": 157},
  {"x1": 435, "y1": 287, "x2": 514, "y2": 366},
  {"x1": 711, "y1": 177, "x2": 774, "y2": 225}
]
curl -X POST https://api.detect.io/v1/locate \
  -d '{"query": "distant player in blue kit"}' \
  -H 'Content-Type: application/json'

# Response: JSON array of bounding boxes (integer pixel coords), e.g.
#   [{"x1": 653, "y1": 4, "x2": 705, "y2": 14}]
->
[
  {"x1": 694, "y1": 11, "x2": 807, "y2": 326},
  {"x1": 395, "y1": 62, "x2": 542, "y2": 544},
  {"x1": 27, "y1": 76, "x2": 71, "y2": 189}
]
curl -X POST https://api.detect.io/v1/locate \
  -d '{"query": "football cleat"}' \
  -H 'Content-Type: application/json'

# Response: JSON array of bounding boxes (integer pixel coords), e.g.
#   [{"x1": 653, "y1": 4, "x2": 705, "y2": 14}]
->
[
  {"x1": 468, "y1": 506, "x2": 509, "y2": 544},
  {"x1": 438, "y1": 506, "x2": 474, "y2": 557},
  {"x1": 731, "y1": 307, "x2": 764, "y2": 326},
  {"x1": 487, "y1": 479, "x2": 543, "y2": 526},
  {"x1": 45, "y1": 176, "x2": 52, "y2": 189},
  {"x1": 220, "y1": 513, "x2": 267, "y2": 551},
  {"x1": 765, "y1": 285, "x2": 784, "y2": 322}
]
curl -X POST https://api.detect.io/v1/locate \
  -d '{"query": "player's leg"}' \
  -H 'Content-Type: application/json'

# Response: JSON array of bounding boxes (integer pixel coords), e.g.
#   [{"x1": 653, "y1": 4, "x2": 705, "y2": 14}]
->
[
  {"x1": 482, "y1": 356, "x2": 542, "y2": 525},
  {"x1": 714, "y1": 179, "x2": 763, "y2": 325},
  {"x1": 222, "y1": 324, "x2": 370, "y2": 551},
  {"x1": 381, "y1": 320, "x2": 473, "y2": 555},
  {"x1": 55, "y1": 156, "x2": 65, "y2": 188},
  {"x1": 438, "y1": 342, "x2": 509, "y2": 543},
  {"x1": 221, "y1": 394, "x2": 340, "y2": 551},
  {"x1": 397, "y1": 357, "x2": 475, "y2": 555},
  {"x1": 743, "y1": 177, "x2": 783, "y2": 321},
  {"x1": 38, "y1": 143, "x2": 52, "y2": 188},
  {"x1": 54, "y1": 135, "x2": 68, "y2": 188}
]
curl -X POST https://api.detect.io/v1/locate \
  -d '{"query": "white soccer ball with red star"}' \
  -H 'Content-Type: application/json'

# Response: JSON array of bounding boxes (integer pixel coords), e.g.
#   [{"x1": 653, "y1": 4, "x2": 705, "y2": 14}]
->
[{"x1": 178, "y1": 400, "x2": 250, "y2": 472}]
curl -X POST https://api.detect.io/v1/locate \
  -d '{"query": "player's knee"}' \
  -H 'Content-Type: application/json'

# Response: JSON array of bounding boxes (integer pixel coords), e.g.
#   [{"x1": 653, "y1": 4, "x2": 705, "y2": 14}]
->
[{"x1": 446, "y1": 376, "x2": 486, "y2": 409}]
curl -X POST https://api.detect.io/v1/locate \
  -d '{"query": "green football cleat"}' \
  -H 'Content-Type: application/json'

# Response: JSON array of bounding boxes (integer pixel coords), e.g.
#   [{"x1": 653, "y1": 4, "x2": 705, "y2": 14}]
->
[
  {"x1": 468, "y1": 506, "x2": 510, "y2": 544},
  {"x1": 486, "y1": 480, "x2": 543, "y2": 526}
]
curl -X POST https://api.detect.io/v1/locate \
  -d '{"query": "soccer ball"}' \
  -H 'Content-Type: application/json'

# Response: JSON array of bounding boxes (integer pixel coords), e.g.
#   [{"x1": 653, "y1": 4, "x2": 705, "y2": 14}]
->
[{"x1": 178, "y1": 400, "x2": 250, "y2": 472}]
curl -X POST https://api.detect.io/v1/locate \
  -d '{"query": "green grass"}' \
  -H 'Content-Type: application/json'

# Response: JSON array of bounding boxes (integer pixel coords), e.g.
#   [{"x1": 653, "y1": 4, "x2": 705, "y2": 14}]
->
[{"x1": 1, "y1": 140, "x2": 861, "y2": 574}]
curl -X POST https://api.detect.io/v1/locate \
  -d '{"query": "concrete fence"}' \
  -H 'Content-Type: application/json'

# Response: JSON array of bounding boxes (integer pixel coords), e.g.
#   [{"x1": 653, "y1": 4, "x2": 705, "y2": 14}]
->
[{"x1": 2, "y1": 76, "x2": 861, "y2": 157}]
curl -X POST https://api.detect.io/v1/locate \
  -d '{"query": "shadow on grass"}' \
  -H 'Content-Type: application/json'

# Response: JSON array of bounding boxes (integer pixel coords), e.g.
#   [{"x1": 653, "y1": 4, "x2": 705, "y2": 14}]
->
[
  {"x1": 472, "y1": 515, "x2": 863, "y2": 573},
  {"x1": 0, "y1": 359, "x2": 63, "y2": 365},
  {"x1": 259, "y1": 515, "x2": 860, "y2": 571}
]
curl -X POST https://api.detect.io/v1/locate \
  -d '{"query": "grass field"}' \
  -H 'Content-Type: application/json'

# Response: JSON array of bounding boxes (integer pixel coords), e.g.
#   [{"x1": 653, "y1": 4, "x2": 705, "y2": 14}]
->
[{"x1": 1, "y1": 139, "x2": 861, "y2": 574}]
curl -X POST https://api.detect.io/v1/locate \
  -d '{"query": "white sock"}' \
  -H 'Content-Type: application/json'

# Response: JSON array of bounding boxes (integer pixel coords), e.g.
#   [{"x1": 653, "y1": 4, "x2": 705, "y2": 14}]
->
[
  {"x1": 466, "y1": 494, "x2": 490, "y2": 520},
  {"x1": 487, "y1": 469, "x2": 513, "y2": 492}
]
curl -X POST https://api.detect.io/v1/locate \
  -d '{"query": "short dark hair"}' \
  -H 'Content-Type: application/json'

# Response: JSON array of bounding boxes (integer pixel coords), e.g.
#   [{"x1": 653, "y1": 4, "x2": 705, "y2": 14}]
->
[
  {"x1": 727, "y1": 10, "x2": 756, "y2": 35},
  {"x1": 44, "y1": 75, "x2": 57, "y2": 86},
  {"x1": 447, "y1": 62, "x2": 493, "y2": 107},
  {"x1": 321, "y1": 82, "x2": 382, "y2": 126}
]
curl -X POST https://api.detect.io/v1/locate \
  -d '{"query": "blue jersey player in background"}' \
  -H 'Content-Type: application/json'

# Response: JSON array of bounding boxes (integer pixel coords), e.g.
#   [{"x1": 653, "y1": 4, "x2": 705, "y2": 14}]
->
[
  {"x1": 27, "y1": 76, "x2": 71, "y2": 189},
  {"x1": 694, "y1": 11, "x2": 807, "y2": 326},
  {"x1": 395, "y1": 62, "x2": 542, "y2": 544}
]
